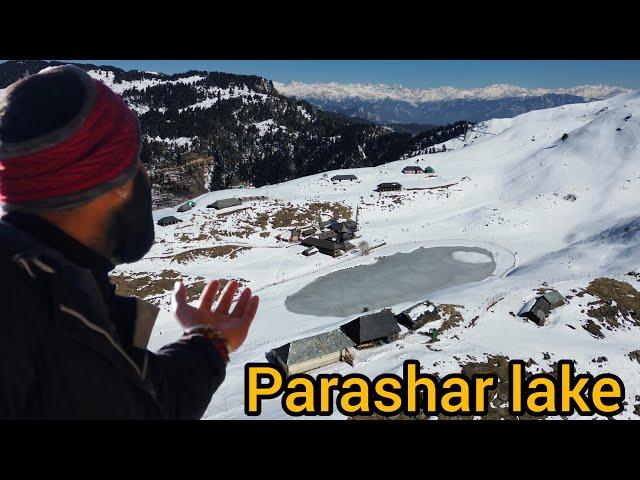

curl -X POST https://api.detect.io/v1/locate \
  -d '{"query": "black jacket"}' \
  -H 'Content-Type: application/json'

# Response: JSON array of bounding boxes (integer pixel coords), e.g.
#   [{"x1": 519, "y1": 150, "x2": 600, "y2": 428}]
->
[{"x1": 0, "y1": 214, "x2": 227, "y2": 419}]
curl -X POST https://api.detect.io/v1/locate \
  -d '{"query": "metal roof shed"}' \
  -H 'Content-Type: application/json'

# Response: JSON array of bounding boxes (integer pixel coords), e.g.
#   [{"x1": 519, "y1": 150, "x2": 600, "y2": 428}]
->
[
  {"x1": 157, "y1": 216, "x2": 183, "y2": 226},
  {"x1": 207, "y1": 198, "x2": 242, "y2": 210},
  {"x1": 332, "y1": 174, "x2": 358, "y2": 181},
  {"x1": 177, "y1": 201, "x2": 196, "y2": 212},
  {"x1": 542, "y1": 290, "x2": 565, "y2": 308},
  {"x1": 518, "y1": 297, "x2": 552, "y2": 326},
  {"x1": 377, "y1": 182, "x2": 402, "y2": 192},
  {"x1": 397, "y1": 300, "x2": 440, "y2": 330}
]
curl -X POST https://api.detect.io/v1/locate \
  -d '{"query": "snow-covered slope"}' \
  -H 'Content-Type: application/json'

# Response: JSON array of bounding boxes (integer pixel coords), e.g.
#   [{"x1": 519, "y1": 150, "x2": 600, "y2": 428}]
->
[{"x1": 118, "y1": 91, "x2": 640, "y2": 419}]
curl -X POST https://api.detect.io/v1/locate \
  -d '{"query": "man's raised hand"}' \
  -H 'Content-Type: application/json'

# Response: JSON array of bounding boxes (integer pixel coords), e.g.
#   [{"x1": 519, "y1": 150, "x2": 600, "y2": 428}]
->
[{"x1": 171, "y1": 279, "x2": 259, "y2": 352}]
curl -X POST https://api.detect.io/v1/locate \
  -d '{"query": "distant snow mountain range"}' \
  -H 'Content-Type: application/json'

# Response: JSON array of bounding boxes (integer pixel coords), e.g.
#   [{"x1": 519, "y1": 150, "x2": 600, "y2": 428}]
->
[
  {"x1": 274, "y1": 81, "x2": 628, "y2": 103},
  {"x1": 275, "y1": 81, "x2": 631, "y2": 124}
]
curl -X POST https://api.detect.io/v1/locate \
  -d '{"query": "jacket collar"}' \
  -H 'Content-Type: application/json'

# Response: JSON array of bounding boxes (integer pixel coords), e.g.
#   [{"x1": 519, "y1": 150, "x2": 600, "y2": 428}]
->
[
  {"x1": 3, "y1": 211, "x2": 115, "y2": 300},
  {"x1": 0, "y1": 220, "x2": 159, "y2": 377}
]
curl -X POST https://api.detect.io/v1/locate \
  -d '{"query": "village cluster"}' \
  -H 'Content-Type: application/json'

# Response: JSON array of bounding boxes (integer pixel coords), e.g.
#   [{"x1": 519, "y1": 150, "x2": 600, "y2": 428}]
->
[
  {"x1": 279, "y1": 217, "x2": 360, "y2": 258},
  {"x1": 274, "y1": 164, "x2": 438, "y2": 257},
  {"x1": 155, "y1": 164, "x2": 438, "y2": 258},
  {"x1": 267, "y1": 286, "x2": 567, "y2": 377},
  {"x1": 267, "y1": 300, "x2": 440, "y2": 376},
  {"x1": 152, "y1": 162, "x2": 569, "y2": 379},
  {"x1": 155, "y1": 196, "x2": 265, "y2": 227}
]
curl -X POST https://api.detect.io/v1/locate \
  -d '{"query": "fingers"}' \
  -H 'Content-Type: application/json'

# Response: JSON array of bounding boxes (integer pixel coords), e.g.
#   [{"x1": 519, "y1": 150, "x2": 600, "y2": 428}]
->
[
  {"x1": 172, "y1": 281, "x2": 187, "y2": 310},
  {"x1": 243, "y1": 296, "x2": 260, "y2": 327},
  {"x1": 228, "y1": 296, "x2": 259, "y2": 353},
  {"x1": 198, "y1": 280, "x2": 220, "y2": 311},
  {"x1": 214, "y1": 280, "x2": 238, "y2": 316},
  {"x1": 230, "y1": 288, "x2": 251, "y2": 317}
]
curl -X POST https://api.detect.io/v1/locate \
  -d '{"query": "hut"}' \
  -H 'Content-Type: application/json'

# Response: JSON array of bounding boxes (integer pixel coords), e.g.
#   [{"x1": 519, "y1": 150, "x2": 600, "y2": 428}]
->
[
  {"x1": 177, "y1": 200, "x2": 196, "y2": 212},
  {"x1": 402, "y1": 166, "x2": 424, "y2": 174},
  {"x1": 517, "y1": 289, "x2": 565, "y2": 326},
  {"x1": 268, "y1": 329, "x2": 355, "y2": 376},
  {"x1": 377, "y1": 182, "x2": 402, "y2": 192},
  {"x1": 327, "y1": 220, "x2": 357, "y2": 241},
  {"x1": 518, "y1": 298, "x2": 551, "y2": 326},
  {"x1": 340, "y1": 309, "x2": 400, "y2": 347},
  {"x1": 157, "y1": 216, "x2": 183, "y2": 227},
  {"x1": 397, "y1": 300, "x2": 440, "y2": 330},
  {"x1": 207, "y1": 198, "x2": 242, "y2": 210},
  {"x1": 300, "y1": 237, "x2": 344, "y2": 257},
  {"x1": 331, "y1": 174, "x2": 358, "y2": 182}
]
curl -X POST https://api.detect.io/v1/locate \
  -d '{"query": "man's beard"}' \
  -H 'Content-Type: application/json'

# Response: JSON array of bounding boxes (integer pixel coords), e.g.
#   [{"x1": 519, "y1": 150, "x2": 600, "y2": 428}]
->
[{"x1": 108, "y1": 170, "x2": 155, "y2": 265}]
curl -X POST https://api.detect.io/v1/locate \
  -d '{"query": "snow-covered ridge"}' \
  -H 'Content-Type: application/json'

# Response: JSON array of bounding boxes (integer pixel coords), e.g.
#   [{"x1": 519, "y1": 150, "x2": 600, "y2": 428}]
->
[
  {"x1": 87, "y1": 69, "x2": 207, "y2": 94},
  {"x1": 274, "y1": 81, "x2": 630, "y2": 104}
]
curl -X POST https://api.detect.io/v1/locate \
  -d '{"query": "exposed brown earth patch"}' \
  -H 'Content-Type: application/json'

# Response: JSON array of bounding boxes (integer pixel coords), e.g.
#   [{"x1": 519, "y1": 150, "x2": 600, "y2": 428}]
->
[
  {"x1": 438, "y1": 304, "x2": 465, "y2": 332},
  {"x1": 171, "y1": 245, "x2": 249, "y2": 264},
  {"x1": 260, "y1": 201, "x2": 352, "y2": 229},
  {"x1": 110, "y1": 270, "x2": 246, "y2": 304},
  {"x1": 579, "y1": 278, "x2": 640, "y2": 338}
]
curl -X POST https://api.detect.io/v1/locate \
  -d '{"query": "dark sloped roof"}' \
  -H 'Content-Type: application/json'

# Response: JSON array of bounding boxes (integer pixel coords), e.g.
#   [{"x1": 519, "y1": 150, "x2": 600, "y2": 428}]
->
[
  {"x1": 301, "y1": 237, "x2": 341, "y2": 250},
  {"x1": 533, "y1": 297, "x2": 552, "y2": 314},
  {"x1": 378, "y1": 182, "x2": 402, "y2": 189},
  {"x1": 340, "y1": 309, "x2": 400, "y2": 344},
  {"x1": 208, "y1": 198, "x2": 242, "y2": 209},
  {"x1": 403, "y1": 166, "x2": 423, "y2": 172},
  {"x1": 317, "y1": 230, "x2": 338, "y2": 240},
  {"x1": 320, "y1": 219, "x2": 336, "y2": 229},
  {"x1": 271, "y1": 329, "x2": 355, "y2": 365},
  {"x1": 157, "y1": 215, "x2": 182, "y2": 226},
  {"x1": 332, "y1": 174, "x2": 357, "y2": 181},
  {"x1": 518, "y1": 296, "x2": 552, "y2": 324},
  {"x1": 177, "y1": 203, "x2": 194, "y2": 212},
  {"x1": 542, "y1": 290, "x2": 564, "y2": 308},
  {"x1": 328, "y1": 221, "x2": 354, "y2": 234},
  {"x1": 340, "y1": 241, "x2": 355, "y2": 251}
]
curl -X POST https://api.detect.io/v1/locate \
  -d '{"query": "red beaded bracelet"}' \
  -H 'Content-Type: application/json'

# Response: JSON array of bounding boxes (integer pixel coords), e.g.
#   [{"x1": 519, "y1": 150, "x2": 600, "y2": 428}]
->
[{"x1": 184, "y1": 325, "x2": 231, "y2": 363}]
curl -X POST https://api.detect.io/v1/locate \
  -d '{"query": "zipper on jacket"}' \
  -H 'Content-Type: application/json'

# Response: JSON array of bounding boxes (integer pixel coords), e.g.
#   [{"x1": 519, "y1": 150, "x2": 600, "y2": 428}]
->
[{"x1": 59, "y1": 304, "x2": 145, "y2": 379}]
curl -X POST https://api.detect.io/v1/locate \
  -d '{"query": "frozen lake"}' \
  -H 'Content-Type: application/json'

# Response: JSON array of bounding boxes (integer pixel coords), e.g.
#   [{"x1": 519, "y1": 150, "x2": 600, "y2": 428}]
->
[{"x1": 285, "y1": 246, "x2": 496, "y2": 317}]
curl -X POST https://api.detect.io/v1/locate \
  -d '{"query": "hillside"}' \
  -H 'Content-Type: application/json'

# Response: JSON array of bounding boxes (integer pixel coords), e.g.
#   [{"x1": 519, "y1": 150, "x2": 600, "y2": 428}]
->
[
  {"x1": 113, "y1": 90, "x2": 640, "y2": 419},
  {"x1": 0, "y1": 60, "x2": 472, "y2": 207}
]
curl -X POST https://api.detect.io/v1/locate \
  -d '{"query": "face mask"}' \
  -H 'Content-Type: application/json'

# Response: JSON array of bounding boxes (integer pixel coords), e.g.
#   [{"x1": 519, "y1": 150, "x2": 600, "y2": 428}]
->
[{"x1": 108, "y1": 169, "x2": 155, "y2": 265}]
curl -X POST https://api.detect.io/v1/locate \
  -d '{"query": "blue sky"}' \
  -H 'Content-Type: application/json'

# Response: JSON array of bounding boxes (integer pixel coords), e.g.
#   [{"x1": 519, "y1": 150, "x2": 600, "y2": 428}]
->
[{"x1": 60, "y1": 60, "x2": 640, "y2": 89}]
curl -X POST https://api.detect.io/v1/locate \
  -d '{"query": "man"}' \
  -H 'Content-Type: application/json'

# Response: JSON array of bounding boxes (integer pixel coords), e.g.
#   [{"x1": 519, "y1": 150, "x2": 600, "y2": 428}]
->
[{"x1": 0, "y1": 64, "x2": 258, "y2": 419}]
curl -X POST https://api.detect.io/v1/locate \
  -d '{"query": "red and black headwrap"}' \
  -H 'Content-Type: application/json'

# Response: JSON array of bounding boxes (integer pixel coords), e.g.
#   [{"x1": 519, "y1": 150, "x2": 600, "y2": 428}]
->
[{"x1": 0, "y1": 64, "x2": 141, "y2": 210}]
